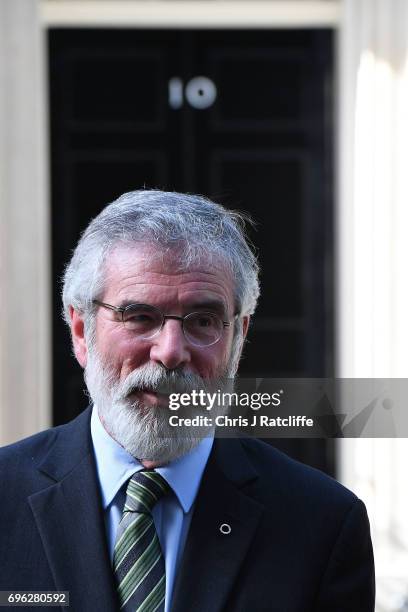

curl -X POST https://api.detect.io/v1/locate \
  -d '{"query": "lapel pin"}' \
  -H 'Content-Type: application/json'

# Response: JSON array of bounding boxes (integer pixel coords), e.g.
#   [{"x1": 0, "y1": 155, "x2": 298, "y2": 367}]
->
[{"x1": 220, "y1": 523, "x2": 232, "y2": 535}]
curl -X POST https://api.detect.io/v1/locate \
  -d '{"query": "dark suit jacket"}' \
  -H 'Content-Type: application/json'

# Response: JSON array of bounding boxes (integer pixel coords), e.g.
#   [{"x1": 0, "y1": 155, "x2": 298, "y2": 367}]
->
[{"x1": 0, "y1": 408, "x2": 374, "y2": 611}]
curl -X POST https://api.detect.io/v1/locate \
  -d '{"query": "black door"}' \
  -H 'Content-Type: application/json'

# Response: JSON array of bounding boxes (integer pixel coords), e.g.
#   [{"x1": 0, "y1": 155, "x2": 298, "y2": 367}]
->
[{"x1": 49, "y1": 28, "x2": 334, "y2": 475}]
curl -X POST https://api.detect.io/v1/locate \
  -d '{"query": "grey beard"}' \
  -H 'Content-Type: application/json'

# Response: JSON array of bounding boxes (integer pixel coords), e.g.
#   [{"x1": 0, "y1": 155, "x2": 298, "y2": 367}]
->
[{"x1": 84, "y1": 338, "x2": 241, "y2": 464}]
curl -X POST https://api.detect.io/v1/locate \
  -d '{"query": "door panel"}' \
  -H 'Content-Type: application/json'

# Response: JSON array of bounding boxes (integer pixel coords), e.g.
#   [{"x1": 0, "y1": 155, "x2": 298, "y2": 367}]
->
[
  {"x1": 49, "y1": 28, "x2": 334, "y2": 476},
  {"x1": 210, "y1": 151, "x2": 304, "y2": 320}
]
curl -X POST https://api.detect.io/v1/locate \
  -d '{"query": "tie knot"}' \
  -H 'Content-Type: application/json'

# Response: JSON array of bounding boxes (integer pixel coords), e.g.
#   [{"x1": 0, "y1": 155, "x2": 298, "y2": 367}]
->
[{"x1": 124, "y1": 471, "x2": 171, "y2": 514}]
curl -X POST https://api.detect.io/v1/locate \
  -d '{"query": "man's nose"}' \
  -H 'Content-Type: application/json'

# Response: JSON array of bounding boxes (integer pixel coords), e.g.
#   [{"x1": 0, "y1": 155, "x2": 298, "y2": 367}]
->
[{"x1": 149, "y1": 318, "x2": 191, "y2": 370}]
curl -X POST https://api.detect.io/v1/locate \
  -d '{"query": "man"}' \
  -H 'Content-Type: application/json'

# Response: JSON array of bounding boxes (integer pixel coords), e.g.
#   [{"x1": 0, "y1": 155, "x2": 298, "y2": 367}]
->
[{"x1": 0, "y1": 190, "x2": 374, "y2": 611}]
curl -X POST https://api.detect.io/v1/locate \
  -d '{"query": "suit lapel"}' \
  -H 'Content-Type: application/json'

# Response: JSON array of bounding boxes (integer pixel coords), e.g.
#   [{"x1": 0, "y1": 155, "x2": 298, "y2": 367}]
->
[
  {"x1": 171, "y1": 438, "x2": 264, "y2": 612},
  {"x1": 28, "y1": 409, "x2": 118, "y2": 612}
]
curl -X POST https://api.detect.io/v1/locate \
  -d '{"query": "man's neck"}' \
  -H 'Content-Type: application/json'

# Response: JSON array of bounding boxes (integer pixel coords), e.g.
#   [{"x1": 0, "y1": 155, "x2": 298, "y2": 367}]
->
[{"x1": 140, "y1": 459, "x2": 163, "y2": 469}]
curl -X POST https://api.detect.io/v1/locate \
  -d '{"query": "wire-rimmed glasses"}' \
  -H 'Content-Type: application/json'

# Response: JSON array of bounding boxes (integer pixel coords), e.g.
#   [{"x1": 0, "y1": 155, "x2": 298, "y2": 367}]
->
[{"x1": 92, "y1": 299, "x2": 236, "y2": 347}]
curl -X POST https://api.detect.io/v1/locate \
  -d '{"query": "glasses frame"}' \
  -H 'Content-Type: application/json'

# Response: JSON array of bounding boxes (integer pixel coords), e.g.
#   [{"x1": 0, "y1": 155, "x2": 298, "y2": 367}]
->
[{"x1": 92, "y1": 299, "x2": 237, "y2": 347}]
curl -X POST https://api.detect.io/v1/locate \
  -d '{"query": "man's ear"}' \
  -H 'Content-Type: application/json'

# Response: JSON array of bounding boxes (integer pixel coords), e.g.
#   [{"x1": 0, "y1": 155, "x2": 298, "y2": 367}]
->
[
  {"x1": 242, "y1": 315, "x2": 250, "y2": 340},
  {"x1": 69, "y1": 306, "x2": 88, "y2": 368}
]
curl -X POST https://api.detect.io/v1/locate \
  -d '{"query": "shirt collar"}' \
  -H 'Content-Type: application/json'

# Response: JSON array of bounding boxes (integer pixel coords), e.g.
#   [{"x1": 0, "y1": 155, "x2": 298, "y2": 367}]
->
[{"x1": 90, "y1": 405, "x2": 213, "y2": 514}]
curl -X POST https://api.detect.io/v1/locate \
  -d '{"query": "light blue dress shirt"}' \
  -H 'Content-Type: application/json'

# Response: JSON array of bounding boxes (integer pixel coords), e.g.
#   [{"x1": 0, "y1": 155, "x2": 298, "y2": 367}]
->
[{"x1": 90, "y1": 406, "x2": 214, "y2": 612}]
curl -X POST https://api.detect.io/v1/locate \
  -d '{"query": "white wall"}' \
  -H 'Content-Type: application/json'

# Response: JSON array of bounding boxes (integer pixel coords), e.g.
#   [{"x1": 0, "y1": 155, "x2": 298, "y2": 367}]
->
[
  {"x1": 337, "y1": 0, "x2": 408, "y2": 609},
  {"x1": 0, "y1": 0, "x2": 51, "y2": 446}
]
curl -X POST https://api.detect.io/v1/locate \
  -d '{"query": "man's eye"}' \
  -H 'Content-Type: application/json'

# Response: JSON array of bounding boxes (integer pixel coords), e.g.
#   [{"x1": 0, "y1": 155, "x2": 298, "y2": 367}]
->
[
  {"x1": 193, "y1": 315, "x2": 216, "y2": 328},
  {"x1": 123, "y1": 308, "x2": 160, "y2": 328},
  {"x1": 128, "y1": 314, "x2": 154, "y2": 322}
]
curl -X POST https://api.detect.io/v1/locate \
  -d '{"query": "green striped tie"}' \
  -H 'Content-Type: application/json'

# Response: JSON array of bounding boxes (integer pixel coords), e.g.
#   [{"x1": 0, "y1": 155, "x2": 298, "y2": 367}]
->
[{"x1": 113, "y1": 471, "x2": 171, "y2": 612}]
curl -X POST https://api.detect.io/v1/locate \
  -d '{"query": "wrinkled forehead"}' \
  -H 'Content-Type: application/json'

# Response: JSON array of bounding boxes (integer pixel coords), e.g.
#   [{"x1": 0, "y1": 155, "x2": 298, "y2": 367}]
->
[{"x1": 102, "y1": 241, "x2": 236, "y2": 302}]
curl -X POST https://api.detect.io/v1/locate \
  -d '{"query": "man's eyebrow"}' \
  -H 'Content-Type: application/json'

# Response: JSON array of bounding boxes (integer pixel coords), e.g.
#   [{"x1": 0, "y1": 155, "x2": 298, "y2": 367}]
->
[
  {"x1": 115, "y1": 300, "x2": 137, "y2": 309},
  {"x1": 113, "y1": 300, "x2": 150, "y2": 312},
  {"x1": 185, "y1": 300, "x2": 227, "y2": 315}
]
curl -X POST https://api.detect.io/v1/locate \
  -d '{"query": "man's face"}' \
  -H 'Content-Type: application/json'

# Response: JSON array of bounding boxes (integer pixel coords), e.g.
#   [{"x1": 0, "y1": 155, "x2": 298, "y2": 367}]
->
[
  {"x1": 71, "y1": 244, "x2": 246, "y2": 464},
  {"x1": 94, "y1": 244, "x2": 236, "y2": 385}
]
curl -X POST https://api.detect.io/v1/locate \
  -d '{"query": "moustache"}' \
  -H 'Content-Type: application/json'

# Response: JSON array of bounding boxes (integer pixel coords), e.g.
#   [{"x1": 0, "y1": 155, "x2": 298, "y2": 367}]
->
[{"x1": 113, "y1": 363, "x2": 218, "y2": 403}]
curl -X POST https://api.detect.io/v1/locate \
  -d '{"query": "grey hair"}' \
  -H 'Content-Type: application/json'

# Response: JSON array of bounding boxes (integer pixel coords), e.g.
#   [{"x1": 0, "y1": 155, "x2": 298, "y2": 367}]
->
[{"x1": 62, "y1": 190, "x2": 260, "y2": 329}]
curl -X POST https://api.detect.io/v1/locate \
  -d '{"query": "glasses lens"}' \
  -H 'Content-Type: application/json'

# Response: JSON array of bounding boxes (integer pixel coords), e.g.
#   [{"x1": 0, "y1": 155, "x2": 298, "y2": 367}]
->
[
  {"x1": 184, "y1": 312, "x2": 223, "y2": 347},
  {"x1": 122, "y1": 304, "x2": 163, "y2": 338}
]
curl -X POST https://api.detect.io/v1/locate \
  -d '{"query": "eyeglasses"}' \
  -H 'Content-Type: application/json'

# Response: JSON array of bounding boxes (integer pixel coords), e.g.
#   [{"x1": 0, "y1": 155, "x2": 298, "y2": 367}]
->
[{"x1": 92, "y1": 299, "x2": 237, "y2": 347}]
